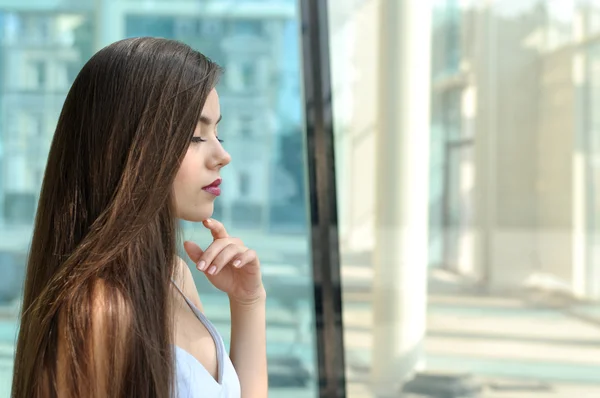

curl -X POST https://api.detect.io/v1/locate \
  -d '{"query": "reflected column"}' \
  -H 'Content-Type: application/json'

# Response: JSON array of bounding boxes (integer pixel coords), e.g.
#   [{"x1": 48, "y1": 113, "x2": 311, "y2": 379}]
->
[
  {"x1": 371, "y1": 0, "x2": 431, "y2": 394},
  {"x1": 94, "y1": 0, "x2": 125, "y2": 50}
]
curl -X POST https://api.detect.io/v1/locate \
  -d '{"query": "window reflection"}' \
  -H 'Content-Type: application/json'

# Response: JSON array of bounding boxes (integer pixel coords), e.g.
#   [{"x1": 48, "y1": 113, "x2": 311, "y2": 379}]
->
[
  {"x1": 0, "y1": 1, "x2": 316, "y2": 397},
  {"x1": 330, "y1": 0, "x2": 600, "y2": 397}
]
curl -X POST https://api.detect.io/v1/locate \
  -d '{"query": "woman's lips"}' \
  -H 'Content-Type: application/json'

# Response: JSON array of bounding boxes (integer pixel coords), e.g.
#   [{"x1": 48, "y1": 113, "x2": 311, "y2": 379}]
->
[{"x1": 202, "y1": 178, "x2": 222, "y2": 196}]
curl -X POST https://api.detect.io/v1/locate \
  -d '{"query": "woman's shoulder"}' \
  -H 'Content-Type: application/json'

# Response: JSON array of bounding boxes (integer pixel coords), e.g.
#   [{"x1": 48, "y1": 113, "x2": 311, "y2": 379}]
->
[{"x1": 56, "y1": 279, "x2": 132, "y2": 396}]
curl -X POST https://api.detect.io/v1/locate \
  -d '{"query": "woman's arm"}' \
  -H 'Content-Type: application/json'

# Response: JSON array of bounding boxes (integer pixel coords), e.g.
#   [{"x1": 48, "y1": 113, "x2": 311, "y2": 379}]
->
[
  {"x1": 184, "y1": 219, "x2": 269, "y2": 398},
  {"x1": 229, "y1": 292, "x2": 268, "y2": 398}
]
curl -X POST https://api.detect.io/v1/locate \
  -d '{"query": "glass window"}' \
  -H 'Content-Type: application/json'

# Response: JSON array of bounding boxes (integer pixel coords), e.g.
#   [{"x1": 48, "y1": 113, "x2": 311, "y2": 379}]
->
[
  {"x1": 229, "y1": 20, "x2": 263, "y2": 36},
  {"x1": 239, "y1": 115, "x2": 254, "y2": 138},
  {"x1": 27, "y1": 113, "x2": 43, "y2": 137},
  {"x1": 0, "y1": 1, "x2": 318, "y2": 397},
  {"x1": 329, "y1": 0, "x2": 600, "y2": 397},
  {"x1": 27, "y1": 60, "x2": 46, "y2": 90},
  {"x1": 240, "y1": 61, "x2": 258, "y2": 89},
  {"x1": 238, "y1": 171, "x2": 250, "y2": 197}
]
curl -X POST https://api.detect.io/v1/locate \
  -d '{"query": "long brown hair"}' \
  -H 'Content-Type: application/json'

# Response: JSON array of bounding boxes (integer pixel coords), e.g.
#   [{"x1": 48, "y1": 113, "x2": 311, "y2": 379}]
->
[{"x1": 11, "y1": 37, "x2": 222, "y2": 398}]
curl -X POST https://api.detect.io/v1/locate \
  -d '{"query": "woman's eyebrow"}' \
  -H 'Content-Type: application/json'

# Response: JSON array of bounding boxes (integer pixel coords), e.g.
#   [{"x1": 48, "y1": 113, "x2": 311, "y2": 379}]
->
[{"x1": 199, "y1": 114, "x2": 222, "y2": 126}]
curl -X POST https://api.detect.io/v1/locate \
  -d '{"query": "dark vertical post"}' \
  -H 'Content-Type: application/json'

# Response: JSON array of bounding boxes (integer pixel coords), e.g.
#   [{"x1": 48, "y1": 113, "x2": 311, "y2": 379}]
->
[{"x1": 299, "y1": 0, "x2": 346, "y2": 397}]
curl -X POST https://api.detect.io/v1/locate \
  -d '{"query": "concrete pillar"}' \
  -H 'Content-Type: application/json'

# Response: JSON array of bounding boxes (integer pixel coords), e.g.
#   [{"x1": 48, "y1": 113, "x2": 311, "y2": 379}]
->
[
  {"x1": 371, "y1": 0, "x2": 431, "y2": 394},
  {"x1": 572, "y1": 7, "x2": 590, "y2": 298}
]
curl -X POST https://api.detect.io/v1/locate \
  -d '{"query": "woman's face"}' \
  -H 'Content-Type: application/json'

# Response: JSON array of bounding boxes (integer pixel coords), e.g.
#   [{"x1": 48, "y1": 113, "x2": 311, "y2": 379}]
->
[{"x1": 173, "y1": 88, "x2": 231, "y2": 222}]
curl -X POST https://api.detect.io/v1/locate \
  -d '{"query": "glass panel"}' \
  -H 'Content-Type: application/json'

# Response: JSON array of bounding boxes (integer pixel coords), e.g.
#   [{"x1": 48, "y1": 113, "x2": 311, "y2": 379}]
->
[
  {"x1": 0, "y1": 1, "x2": 318, "y2": 397},
  {"x1": 330, "y1": 0, "x2": 600, "y2": 397}
]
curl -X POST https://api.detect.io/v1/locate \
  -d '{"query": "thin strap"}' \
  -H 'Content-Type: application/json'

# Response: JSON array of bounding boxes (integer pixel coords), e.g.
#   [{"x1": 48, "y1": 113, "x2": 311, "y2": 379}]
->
[
  {"x1": 170, "y1": 278, "x2": 220, "y2": 334},
  {"x1": 170, "y1": 278, "x2": 225, "y2": 384},
  {"x1": 170, "y1": 278, "x2": 197, "y2": 310}
]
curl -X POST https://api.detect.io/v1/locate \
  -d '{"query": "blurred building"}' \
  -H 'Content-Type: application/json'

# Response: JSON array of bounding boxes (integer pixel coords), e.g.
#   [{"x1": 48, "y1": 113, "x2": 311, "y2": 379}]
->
[
  {"x1": 104, "y1": 0, "x2": 303, "y2": 233},
  {"x1": 0, "y1": 3, "x2": 317, "y2": 397},
  {"x1": 0, "y1": 11, "x2": 87, "y2": 226},
  {"x1": 430, "y1": 0, "x2": 600, "y2": 299},
  {"x1": 0, "y1": 0, "x2": 305, "y2": 254}
]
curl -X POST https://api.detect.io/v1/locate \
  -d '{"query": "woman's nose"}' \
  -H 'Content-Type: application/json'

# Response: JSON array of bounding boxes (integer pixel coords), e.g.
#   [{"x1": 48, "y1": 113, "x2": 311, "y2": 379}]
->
[{"x1": 213, "y1": 146, "x2": 231, "y2": 169}]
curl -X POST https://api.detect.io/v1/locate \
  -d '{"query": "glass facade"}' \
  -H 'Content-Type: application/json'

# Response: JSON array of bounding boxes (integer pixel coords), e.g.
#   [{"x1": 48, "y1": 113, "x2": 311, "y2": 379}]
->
[
  {"x1": 330, "y1": 0, "x2": 600, "y2": 397},
  {"x1": 2, "y1": 0, "x2": 600, "y2": 397},
  {"x1": 0, "y1": 1, "x2": 317, "y2": 397}
]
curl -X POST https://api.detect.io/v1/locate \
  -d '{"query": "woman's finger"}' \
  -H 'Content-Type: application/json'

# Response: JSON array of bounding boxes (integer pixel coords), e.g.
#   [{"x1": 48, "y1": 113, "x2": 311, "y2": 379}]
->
[
  {"x1": 231, "y1": 249, "x2": 258, "y2": 269},
  {"x1": 183, "y1": 241, "x2": 204, "y2": 263},
  {"x1": 197, "y1": 238, "x2": 232, "y2": 271},
  {"x1": 208, "y1": 244, "x2": 246, "y2": 275},
  {"x1": 203, "y1": 218, "x2": 229, "y2": 240}
]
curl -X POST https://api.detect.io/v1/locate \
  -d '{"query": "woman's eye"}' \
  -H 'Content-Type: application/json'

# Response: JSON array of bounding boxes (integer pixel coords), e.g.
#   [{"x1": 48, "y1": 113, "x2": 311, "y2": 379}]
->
[{"x1": 191, "y1": 136, "x2": 223, "y2": 144}]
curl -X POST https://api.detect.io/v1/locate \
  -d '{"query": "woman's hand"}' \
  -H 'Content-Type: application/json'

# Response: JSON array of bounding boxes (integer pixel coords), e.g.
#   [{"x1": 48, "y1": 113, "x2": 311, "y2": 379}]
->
[{"x1": 183, "y1": 219, "x2": 265, "y2": 305}]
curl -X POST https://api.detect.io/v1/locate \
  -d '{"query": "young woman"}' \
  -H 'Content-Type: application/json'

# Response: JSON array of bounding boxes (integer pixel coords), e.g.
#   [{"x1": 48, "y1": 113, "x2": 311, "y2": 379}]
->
[{"x1": 11, "y1": 37, "x2": 267, "y2": 398}]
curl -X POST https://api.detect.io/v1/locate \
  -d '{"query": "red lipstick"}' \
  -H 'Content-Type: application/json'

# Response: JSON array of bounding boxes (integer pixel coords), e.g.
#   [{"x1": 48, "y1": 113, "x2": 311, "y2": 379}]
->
[{"x1": 202, "y1": 178, "x2": 222, "y2": 196}]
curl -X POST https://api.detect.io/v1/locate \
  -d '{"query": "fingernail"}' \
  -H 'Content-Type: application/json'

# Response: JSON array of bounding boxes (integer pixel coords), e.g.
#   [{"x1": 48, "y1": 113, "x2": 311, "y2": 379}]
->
[
  {"x1": 208, "y1": 265, "x2": 217, "y2": 275},
  {"x1": 233, "y1": 260, "x2": 241, "y2": 267},
  {"x1": 198, "y1": 260, "x2": 206, "y2": 271},
  {"x1": 205, "y1": 219, "x2": 212, "y2": 224}
]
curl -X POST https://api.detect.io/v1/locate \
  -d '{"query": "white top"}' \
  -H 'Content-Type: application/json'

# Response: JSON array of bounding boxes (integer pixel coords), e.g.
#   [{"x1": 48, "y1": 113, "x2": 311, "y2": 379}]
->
[{"x1": 171, "y1": 280, "x2": 241, "y2": 398}]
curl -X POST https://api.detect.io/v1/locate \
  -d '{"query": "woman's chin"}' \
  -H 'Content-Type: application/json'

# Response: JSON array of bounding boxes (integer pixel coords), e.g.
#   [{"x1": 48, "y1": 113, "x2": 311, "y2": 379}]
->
[{"x1": 178, "y1": 206, "x2": 214, "y2": 223}]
